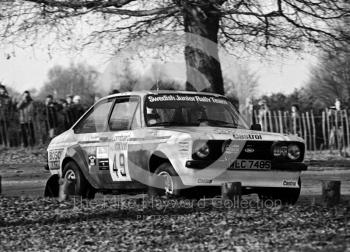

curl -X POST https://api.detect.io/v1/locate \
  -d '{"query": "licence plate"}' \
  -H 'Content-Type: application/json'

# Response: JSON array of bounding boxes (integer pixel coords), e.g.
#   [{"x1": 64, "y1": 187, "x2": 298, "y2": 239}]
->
[{"x1": 229, "y1": 160, "x2": 271, "y2": 170}]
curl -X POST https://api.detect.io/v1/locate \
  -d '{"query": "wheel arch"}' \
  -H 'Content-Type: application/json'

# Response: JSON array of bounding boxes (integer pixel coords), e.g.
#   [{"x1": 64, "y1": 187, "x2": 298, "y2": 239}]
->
[
  {"x1": 149, "y1": 151, "x2": 170, "y2": 174},
  {"x1": 61, "y1": 153, "x2": 99, "y2": 189}
]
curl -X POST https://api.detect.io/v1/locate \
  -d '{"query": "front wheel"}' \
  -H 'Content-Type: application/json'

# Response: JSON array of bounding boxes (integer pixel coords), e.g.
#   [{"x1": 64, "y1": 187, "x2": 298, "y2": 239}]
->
[
  {"x1": 63, "y1": 161, "x2": 95, "y2": 199},
  {"x1": 258, "y1": 179, "x2": 301, "y2": 205},
  {"x1": 148, "y1": 163, "x2": 183, "y2": 198}
]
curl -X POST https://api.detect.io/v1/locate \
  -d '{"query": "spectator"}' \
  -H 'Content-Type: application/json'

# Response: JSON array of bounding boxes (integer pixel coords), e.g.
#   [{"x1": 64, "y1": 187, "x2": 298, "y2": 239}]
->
[
  {"x1": 64, "y1": 94, "x2": 75, "y2": 128},
  {"x1": 58, "y1": 99, "x2": 72, "y2": 130},
  {"x1": 0, "y1": 84, "x2": 11, "y2": 147},
  {"x1": 66, "y1": 94, "x2": 73, "y2": 106},
  {"x1": 257, "y1": 100, "x2": 269, "y2": 131},
  {"x1": 45, "y1": 94, "x2": 59, "y2": 140},
  {"x1": 289, "y1": 104, "x2": 301, "y2": 136},
  {"x1": 17, "y1": 91, "x2": 35, "y2": 147},
  {"x1": 328, "y1": 98, "x2": 345, "y2": 156},
  {"x1": 71, "y1": 95, "x2": 85, "y2": 122}
]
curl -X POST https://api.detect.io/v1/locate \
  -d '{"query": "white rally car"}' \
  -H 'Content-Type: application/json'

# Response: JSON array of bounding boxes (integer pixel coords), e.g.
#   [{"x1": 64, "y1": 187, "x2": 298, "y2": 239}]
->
[{"x1": 45, "y1": 91, "x2": 307, "y2": 203}]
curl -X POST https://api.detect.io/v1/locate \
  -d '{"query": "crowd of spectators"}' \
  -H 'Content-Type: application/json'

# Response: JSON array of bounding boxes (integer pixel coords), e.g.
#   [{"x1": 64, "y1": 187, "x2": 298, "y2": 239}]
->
[{"x1": 0, "y1": 84, "x2": 87, "y2": 148}]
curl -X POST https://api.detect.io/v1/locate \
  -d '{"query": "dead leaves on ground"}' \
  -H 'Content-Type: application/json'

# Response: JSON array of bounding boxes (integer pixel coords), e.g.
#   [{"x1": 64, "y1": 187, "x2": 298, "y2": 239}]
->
[{"x1": 0, "y1": 196, "x2": 349, "y2": 251}]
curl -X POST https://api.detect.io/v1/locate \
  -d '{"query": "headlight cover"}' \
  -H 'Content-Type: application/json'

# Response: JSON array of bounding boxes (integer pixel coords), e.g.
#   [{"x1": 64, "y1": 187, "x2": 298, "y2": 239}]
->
[
  {"x1": 273, "y1": 145, "x2": 288, "y2": 157},
  {"x1": 287, "y1": 144, "x2": 301, "y2": 160},
  {"x1": 193, "y1": 141, "x2": 210, "y2": 159}
]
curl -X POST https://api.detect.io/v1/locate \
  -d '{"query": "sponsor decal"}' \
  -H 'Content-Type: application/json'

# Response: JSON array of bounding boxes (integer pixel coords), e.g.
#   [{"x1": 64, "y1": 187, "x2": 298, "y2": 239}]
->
[
  {"x1": 115, "y1": 142, "x2": 128, "y2": 151},
  {"x1": 48, "y1": 161, "x2": 60, "y2": 170},
  {"x1": 233, "y1": 134, "x2": 262, "y2": 140},
  {"x1": 88, "y1": 155, "x2": 96, "y2": 166},
  {"x1": 83, "y1": 146, "x2": 97, "y2": 155},
  {"x1": 244, "y1": 147, "x2": 255, "y2": 153},
  {"x1": 98, "y1": 158, "x2": 109, "y2": 170},
  {"x1": 197, "y1": 179, "x2": 213, "y2": 184},
  {"x1": 214, "y1": 128, "x2": 232, "y2": 135},
  {"x1": 282, "y1": 180, "x2": 298, "y2": 186},
  {"x1": 225, "y1": 144, "x2": 240, "y2": 154},
  {"x1": 96, "y1": 146, "x2": 108, "y2": 159},
  {"x1": 113, "y1": 135, "x2": 130, "y2": 142},
  {"x1": 48, "y1": 149, "x2": 63, "y2": 162},
  {"x1": 147, "y1": 94, "x2": 228, "y2": 105}
]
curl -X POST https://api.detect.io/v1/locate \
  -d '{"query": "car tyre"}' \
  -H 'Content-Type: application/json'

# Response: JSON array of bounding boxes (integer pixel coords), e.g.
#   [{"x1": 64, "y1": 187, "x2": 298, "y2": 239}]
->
[
  {"x1": 63, "y1": 161, "x2": 96, "y2": 199},
  {"x1": 258, "y1": 178, "x2": 301, "y2": 205},
  {"x1": 148, "y1": 163, "x2": 183, "y2": 198}
]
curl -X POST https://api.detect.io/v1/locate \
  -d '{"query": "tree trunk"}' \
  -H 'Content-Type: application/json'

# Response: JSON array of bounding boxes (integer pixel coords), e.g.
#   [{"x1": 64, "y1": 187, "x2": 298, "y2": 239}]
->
[{"x1": 183, "y1": 4, "x2": 224, "y2": 95}]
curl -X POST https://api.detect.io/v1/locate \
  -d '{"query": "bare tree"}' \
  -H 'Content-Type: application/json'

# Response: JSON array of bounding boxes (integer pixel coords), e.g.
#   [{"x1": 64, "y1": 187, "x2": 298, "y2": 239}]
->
[
  {"x1": 307, "y1": 51, "x2": 350, "y2": 107},
  {"x1": 39, "y1": 63, "x2": 98, "y2": 105},
  {"x1": 1, "y1": 0, "x2": 349, "y2": 95}
]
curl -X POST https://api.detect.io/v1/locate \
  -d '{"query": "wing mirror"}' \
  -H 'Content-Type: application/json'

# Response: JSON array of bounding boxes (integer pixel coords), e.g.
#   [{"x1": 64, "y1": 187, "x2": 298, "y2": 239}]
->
[{"x1": 250, "y1": 124, "x2": 262, "y2": 131}]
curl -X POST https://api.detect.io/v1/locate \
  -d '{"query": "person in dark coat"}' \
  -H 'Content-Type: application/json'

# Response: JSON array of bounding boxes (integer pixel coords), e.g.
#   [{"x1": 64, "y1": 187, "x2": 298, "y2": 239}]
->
[
  {"x1": 17, "y1": 91, "x2": 35, "y2": 147},
  {"x1": 65, "y1": 95, "x2": 75, "y2": 128},
  {"x1": 58, "y1": 99, "x2": 72, "y2": 131},
  {"x1": 0, "y1": 84, "x2": 11, "y2": 147},
  {"x1": 45, "y1": 95, "x2": 59, "y2": 139},
  {"x1": 71, "y1": 95, "x2": 85, "y2": 123}
]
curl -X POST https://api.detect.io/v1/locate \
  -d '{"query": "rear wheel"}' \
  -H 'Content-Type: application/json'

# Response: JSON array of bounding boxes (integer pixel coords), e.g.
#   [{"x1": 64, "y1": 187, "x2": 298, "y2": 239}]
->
[
  {"x1": 63, "y1": 161, "x2": 95, "y2": 199},
  {"x1": 258, "y1": 178, "x2": 301, "y2": 205},
  {"x1": 148, "y1": 163, "x2": 183, "y2": 198}
]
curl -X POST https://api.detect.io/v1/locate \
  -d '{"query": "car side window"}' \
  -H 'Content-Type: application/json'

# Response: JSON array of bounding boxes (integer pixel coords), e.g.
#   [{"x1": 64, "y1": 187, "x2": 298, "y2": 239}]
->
[
  {"x1": 109, "y1": 97, "x2": 140, "y2": 131},
  {"x1": 74, "y1": 99, "x2": 114, "y2": 134}
]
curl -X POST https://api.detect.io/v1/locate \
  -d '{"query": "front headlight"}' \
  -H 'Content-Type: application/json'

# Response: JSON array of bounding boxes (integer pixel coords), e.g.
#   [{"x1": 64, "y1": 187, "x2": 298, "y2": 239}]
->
[
  {"x1": 193, "y1": 141, "x2": 210, "y2": 159},
  {"x1": 288, "y1": 144, "x2": 301, "y2": 160},
  {"x1": 273, "y1": 145, "x2": 288, "y2": 157}
]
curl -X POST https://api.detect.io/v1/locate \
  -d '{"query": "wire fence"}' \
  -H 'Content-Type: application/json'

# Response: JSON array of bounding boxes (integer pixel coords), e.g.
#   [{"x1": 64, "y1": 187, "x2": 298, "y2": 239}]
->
[{"x1": 254, "y1": 109, "x2": 349, "y2": 151}]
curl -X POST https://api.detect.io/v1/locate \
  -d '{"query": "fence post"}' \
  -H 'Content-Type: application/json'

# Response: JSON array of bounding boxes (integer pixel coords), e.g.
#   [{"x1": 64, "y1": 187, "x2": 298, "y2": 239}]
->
[
  {"x1": 335, "y1": 110, "x2": 339, "y2": 149},
  {"x1": 301, "y1": 113, "x2": 308, "y2": 151},
  {"x1": 322, "y1": 111, "x2": 327, "y2": 148},
  {"x1": 268, "y1": 111, "x2": 273, "y2": 132},
  {"x1": 341, "y1": 110, "x2": 346, "y2": 155},
  {"x1": 278, "y1": 110, "x2": 283, "y2": 134},
  {"x1": 263, "y1": 110, "x2": 267, "y2": 132},
  {"x1": 326, "y1": 108, "x2": 330, "y2": 149},
  {"x1": 254, "y1": 110, "x2": 258, "y2": 125},
  {"x1": 306, "y1": 112, "x2": 312, "y2": 150},
  {"x1": 311, "y1": 111, "x2": 316, "y2": 151},
  {"x1": 344, "y1": 110, "x2": 350, "y2": 152},
  {"x1": 273, "y1": 111, "x2": 279, "y2": 133},
  {"x1": 293, "y1": 113, "x2": 297, "y2": 135},
  {"x1": 283, "y1": 111, "x2": 288, "y2": 134}
]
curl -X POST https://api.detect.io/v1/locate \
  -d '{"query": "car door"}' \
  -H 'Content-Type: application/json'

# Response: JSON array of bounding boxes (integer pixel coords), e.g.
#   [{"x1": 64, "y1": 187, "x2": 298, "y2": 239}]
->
[
  {"x1": 73, "y1": 98, "x2": 115, "y2": 187},
  {"x1": 106, "y1": 96, "x2": 141, "y2": 185}
]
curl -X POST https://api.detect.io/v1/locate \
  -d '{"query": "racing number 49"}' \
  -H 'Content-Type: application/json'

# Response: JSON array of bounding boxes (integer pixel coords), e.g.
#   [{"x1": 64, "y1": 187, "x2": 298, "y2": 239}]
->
[{"x1": 113, "y1": 153, "x2": 126, "y2": 177}]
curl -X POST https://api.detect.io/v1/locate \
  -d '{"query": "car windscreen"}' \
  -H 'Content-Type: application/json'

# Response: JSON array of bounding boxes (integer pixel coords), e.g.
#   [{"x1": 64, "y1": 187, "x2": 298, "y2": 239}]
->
[{"x1": 144, "y1": 94, "x2": 248, "y2": 128}]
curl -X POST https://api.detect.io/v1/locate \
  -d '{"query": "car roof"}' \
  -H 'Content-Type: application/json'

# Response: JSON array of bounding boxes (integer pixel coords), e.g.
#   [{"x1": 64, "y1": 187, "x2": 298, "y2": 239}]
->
[{"x1": 103, "y1": 90, "x2": 225, "y2": 100}]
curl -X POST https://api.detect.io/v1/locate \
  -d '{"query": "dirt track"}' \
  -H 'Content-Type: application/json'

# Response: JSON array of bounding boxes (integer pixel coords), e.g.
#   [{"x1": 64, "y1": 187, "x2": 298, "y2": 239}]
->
[{"x1": 1, "y1": 163, "x2": 350, "y2": 198}]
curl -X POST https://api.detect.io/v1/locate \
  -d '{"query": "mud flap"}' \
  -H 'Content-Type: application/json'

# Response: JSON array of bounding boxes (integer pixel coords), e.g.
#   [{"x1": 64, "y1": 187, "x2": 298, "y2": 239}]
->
[{"x1": 44, "y1": 174, "x2": 59, "y2": 198}]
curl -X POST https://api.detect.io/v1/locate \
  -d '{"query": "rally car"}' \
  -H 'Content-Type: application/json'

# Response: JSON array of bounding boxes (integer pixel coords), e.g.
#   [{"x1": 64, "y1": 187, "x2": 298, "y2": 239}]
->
[{"x1": 45, "y1": 90, "x2": 307, "y2": 204}]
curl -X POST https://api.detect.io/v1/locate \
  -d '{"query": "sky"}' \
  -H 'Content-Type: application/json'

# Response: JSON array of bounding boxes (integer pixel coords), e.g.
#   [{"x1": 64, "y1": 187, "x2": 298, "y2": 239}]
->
[{"x1": 0, "y1": 47, "x2": 317, "y2": 96}]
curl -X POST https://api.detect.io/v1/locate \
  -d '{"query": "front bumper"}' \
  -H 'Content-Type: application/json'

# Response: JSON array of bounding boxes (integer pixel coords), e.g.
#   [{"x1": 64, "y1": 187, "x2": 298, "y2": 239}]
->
[{"x1": 185, "y1": 160, "x2": 307, "y2": 171}]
